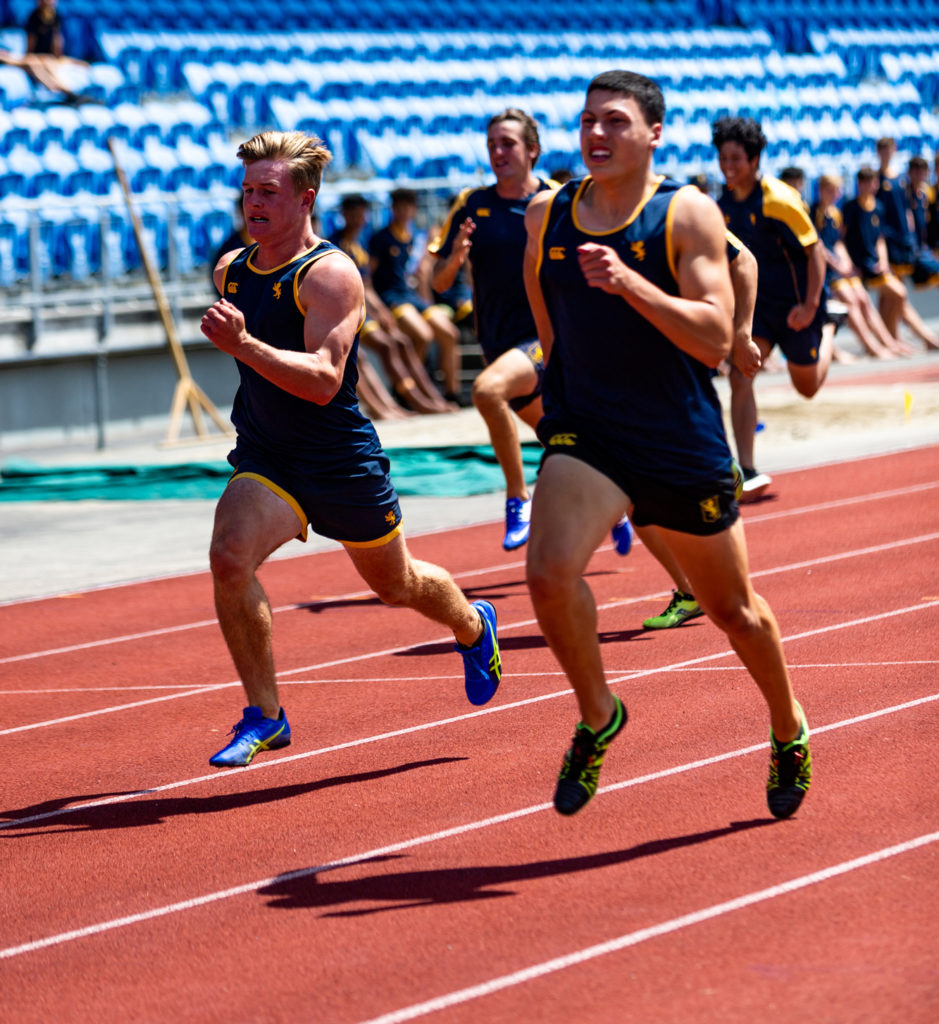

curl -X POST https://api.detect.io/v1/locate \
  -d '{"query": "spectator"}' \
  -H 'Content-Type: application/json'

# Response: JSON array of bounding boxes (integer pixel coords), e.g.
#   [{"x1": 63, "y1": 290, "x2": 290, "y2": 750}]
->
[
  {"x1": 368, "y1": 188, "x2": 465, "y2": 404},
  {"x1": 876, "y1": 137, "x2": 939, "y2": 291},
  {"x1": 333, "y1": 193, "x2": 454, "y2": 414},
  {"x1": 26, "y1": 0, "x2": 64, "y2": 57},
  {"x1": 905, "y1": 156, "x2": 937, "y2": 254},
  {"x1": 842, "y1": 166, "x2": 921, "y2": 353},
  {"x1": 0, "y1": 0, "x2": 90, "y2": 100},
  {"x1": 811, "y1": 173, "x2": 908, "y2": 359}
]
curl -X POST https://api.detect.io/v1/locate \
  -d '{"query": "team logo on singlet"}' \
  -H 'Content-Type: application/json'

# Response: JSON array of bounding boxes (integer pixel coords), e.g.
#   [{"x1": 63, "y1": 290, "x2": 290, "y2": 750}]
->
[
  {"x1": 699, "y1": 495, "x2": 721, "y2": 523},
  {"x1": 548, "y1": 246, "x2": 566, "y2": 260},
  {"x1": 548, "y1": 432, "x2": 577, "y2": 447},
  {"x1": 273, "y1": 282, "x2": 282, "y2": 301},
  {"x1": 227, "y1": 282, "x2": 238, "y2": 294},
  {"x1": 477, "y1": 208, "x2": 491, "y2": 217},
  {"x1": 385, "y1": 509, "x2": 398, "y2": 527},
  {"x1": 630, "y1": 241, "x2": 646, "y2": 262}
]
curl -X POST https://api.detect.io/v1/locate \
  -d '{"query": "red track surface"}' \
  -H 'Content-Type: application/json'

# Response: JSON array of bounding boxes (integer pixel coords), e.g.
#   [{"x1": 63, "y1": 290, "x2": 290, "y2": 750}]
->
[{"x1": 2, "y1": 447, "x2": 938, "y2": 1023}]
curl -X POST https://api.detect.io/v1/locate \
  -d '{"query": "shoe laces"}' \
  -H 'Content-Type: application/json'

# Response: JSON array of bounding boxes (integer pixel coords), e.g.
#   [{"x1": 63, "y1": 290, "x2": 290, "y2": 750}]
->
[
  {"x1": 770, "y1": 739, "x2": 808, "y2": 788},
  {"x1": 563, "y1": 725, "x2": 598, "y2": 777}
]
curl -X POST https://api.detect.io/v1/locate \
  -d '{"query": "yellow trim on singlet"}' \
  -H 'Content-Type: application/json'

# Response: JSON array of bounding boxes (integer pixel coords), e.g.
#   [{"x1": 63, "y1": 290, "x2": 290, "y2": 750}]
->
[
  {"x1": 341, "y1": 521, "x2": 403, "y2": 549},
  {"x1": 228, "y1": 471, "x2": 310, "y2": 542},
  {"x1": 245, "y1": 245, "x2": 319, "y2": 276},
  {"x1": 571, "y1": 174, "x2": 666, "y2": 236},
  {"x1": 533, "y1": 188, "x2": 561, "y2": 279}
]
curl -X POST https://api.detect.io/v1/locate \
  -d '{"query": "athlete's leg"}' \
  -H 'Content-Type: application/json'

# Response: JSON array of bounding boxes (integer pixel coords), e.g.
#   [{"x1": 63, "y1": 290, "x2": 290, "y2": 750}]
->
[
  {"x1": 655, "y1": 518, "x2": 801, "y2": 742},
  {"x1": 634, "y1": 524, "x2": 692, "y2": 592},
  {"x1": 876, "y1": 278, "x2": 907, "y2": 342},
  {"x1": 787, "y1": 322, "x2": 833, "y2": 399},
  {"x1": 394, "y1": 304, "x2": 435, "y2": 360},
  {"x1": 425, "y1": 307, "x2": 462, "y2": 395},
  {"x1": 471, "y1": 347, "x2": 541, "y2": 500},
  {"x1": 901, "y1": 295, "x2": 939, "y2": 350},
  {"x1": 729, "y1": 335, "x2": 771, "y2": 470},
  {"x1": 356, "y1": 349, "x2": 412, "y2": 420},
  {"x1": 343, "y1": 533, "x2": 481, "y2": 647},
  {"x1": 855, "y1": 281, "x2": 912, "y2": 354},
  {"x1": 526, "y1": 454, "x2": 627, "y2": 731},
  {"x1": 209, "y1": 477, "x2": 302, "y2": 719}
]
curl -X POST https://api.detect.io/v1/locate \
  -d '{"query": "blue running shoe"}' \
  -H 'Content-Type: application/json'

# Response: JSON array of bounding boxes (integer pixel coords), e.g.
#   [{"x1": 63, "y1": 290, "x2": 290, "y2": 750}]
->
[
  {"x1": 503, "y1": 497, "x2": 531, "y2": 551},
  {"x1": 611, "y1": 515, "x2": 633, "y2": 556},
  {"x1": 455, "y1": 600, "x2": 502, "y2": 705},
  {"x1": 209, "y1": 706, "x2": 291, "y2": 767}
]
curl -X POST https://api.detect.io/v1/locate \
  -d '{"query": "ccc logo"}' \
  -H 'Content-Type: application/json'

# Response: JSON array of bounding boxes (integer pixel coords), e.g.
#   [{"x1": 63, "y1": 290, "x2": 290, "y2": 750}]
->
[{"x1": 548, "y1": 433, "x2": 577, "y2": 447}]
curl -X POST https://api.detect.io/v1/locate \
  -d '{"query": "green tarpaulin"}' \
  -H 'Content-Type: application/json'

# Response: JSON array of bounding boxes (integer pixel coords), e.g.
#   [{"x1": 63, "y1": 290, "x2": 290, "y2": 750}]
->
[{"x1": 0, "y1": 445, "x2": 543, "y2": 502}]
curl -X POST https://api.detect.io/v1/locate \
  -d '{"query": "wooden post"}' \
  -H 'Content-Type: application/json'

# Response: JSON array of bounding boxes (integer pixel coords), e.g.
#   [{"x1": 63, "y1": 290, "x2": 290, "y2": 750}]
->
[{"x1": 107, "y1": 138, "x2": 233, "y2": 445}]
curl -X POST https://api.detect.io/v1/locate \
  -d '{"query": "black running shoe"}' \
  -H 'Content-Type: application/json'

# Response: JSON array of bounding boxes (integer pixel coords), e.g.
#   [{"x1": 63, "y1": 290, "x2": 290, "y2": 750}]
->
[
  {"x1": 554, "y1": 696, "x2": 627, "y2": 816},
  {"x1": 767, "y1": 702, "x2": 812, "y2": 819}
]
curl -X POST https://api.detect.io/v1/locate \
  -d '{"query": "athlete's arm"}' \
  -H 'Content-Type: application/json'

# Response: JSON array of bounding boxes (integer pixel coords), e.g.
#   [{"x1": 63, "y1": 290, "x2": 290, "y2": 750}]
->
[
  {"x1": 211, "y1": 248, "x2": 243, "y2": 296},
  {"x1": 201, "y1": 251, "x2": 364, "y2": 406},
  {"x1": 522, "y1": 190, "x2": 556, "y2": 360},
  {"x1": 577, "y1": 187, "x2": 733, "y2": 368},
  {"x1": 432, "y1": 217, "x2": 475, "y2": 295},
  {"x1": 786, "y1": 239, "x2": 826, "y2": 331},
  {"x1": 728, "y1": 240, "x2": 761, "y2": 377}
]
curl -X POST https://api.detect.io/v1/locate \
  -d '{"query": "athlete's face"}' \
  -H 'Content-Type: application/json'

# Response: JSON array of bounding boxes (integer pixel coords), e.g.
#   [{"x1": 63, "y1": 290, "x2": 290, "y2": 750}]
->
[
  {"x1": 818, "y1": 179, "x2": 841, "y2": 205},
  {"x1": 241, "y1": 159, "x2": 313, "y2": 242},
  {"x1": 487, "y1": 120, "x2": 536, "y2": 181},
  {"x1": 578, "y1": 90, "x2": 660, "y2": 178},
  {"x1": 717, "y1": 142, "x2": 759, "y2": 193}
]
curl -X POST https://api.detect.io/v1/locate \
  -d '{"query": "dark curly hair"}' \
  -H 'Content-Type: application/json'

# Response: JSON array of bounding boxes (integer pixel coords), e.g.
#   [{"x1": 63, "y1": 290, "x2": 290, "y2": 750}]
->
[{"x1": 711, "y1": 117, "x2": 767, "y2": 160}]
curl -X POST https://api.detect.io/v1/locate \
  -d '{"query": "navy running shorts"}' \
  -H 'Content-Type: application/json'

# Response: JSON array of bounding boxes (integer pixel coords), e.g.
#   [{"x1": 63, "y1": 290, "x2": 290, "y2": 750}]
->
[
  {"x1": 538, "y1": 423, "x2": 739, "y2": 537},
  {"x1": 227, "y1": 448, "x2": 402, "y2": 548},
  {"x1": 753, "y1": 299, "x2": 827, "y2": 366}
]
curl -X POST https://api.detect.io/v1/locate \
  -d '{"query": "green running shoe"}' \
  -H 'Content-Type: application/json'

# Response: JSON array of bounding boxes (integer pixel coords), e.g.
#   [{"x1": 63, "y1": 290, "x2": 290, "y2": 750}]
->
[
  {"x1": 554, "y1": 695, "x2": 627, "y2": 816},
  {"x1": 767, "y1": 703, "x2": 812, "y2": 819},
  {"x1": 643, "y1": 590, "x2": 704, "y2": 630}
]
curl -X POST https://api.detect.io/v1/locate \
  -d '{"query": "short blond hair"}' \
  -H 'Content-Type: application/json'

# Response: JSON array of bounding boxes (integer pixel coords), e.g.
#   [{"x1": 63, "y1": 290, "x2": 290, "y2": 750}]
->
[
  {"x1": 236, "y1": 130, "x2": 332, "y2": 194},
  {"x1": 818, "y1": 173, "x2": 842, "y2": 191}
]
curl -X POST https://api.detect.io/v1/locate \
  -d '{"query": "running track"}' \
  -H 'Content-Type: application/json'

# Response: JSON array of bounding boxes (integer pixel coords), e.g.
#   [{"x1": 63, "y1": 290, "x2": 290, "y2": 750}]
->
[{"x1": 1, "y1": 446, "x2": 937, "y2": 1023}]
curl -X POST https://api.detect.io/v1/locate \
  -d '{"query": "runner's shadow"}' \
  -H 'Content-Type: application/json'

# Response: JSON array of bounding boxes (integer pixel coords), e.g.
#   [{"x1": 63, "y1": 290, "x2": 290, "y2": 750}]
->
[
  {"x1": 1, "y1": 758, "x2": 465, "y2": 837},
  {"x1": 400, "y1": 626, "x2": 650, "y2": 658},
  {"x1": 258, "y1": 818, "x2": 776, "y2": 916}
]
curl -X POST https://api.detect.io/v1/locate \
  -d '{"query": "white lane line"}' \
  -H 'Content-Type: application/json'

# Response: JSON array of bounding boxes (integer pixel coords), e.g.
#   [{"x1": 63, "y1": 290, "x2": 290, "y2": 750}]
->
[
  {"x1": 1, "y1": 695, "x2": 936, "y2": 962},
  {"x1": 2, "y1": 476, "x2": 935, "y2": 665},
  {"x1": 2, "y1": 595, "x2": 937, "y2": 742},
  {"x1": 6, "y1": 660, "x2": 936, "y2": 696},
  {"x1": 357, "y1": 830, "x2": 939, "y2": 1024}
]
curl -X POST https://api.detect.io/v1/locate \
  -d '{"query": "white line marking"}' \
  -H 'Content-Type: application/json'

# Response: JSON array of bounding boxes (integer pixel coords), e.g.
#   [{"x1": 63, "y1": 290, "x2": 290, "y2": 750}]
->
[
  {"x1": 2, "y1": 595, "x2": 937, "y2": 743},
  {"x1": 1, "y1": 482, "x2": 935, "y2": 665},
  {"x1": 357, "y1": 830, "x2": 939, "y2": 1024},
  {"x1": 1, "y1": 594, "x2": 937, "y2": 747},
  {"x1": 5, "y1": 660, "x2": 936, "y2": 696},
  {"x1": 1, "y1": 695, "x2": 935, "y2": 962}
]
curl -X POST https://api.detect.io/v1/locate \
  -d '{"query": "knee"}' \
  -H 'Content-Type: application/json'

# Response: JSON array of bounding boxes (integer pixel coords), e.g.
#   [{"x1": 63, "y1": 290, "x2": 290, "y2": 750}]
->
[
  {"x1": 368, "y1": 571, "x2": 414, "y2": 609},
  {"x1": 792, "y1": 376, "x2": 822, "y2": 399},
  {"x1": 702, "y1": 593, "x2": 764, "y2": 637},
  {"x1": 209, "y1": 532, "x2": 254, "y2": 588},
  {"x1": 471, "y1": 370, "x2": 503, "y2": 412},
  {"x1": 526, "y1": 549, "x2": 577, "y2": 609}
]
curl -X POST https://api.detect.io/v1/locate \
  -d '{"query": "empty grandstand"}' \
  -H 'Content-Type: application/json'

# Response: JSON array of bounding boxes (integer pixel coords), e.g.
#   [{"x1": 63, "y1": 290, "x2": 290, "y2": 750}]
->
[{"x1": 1, "y1": 0, "x2": 938, "y2": 440}]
